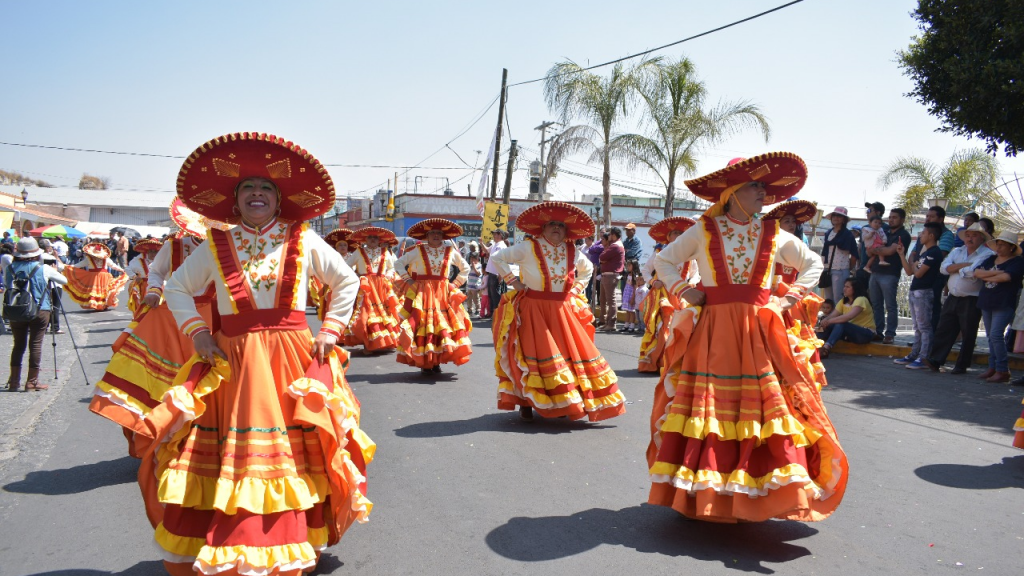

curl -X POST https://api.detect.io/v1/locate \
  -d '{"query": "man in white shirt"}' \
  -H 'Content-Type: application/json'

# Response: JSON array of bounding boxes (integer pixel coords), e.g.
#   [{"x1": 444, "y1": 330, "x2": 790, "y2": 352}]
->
[
  {"x1": 51, "y1": 236, "x2": 69, "y2": 264},
  {"x1": 923, "y1": 223, "x2": 994, "y2": 374},
  {"x1": 484, "y1": 229, "x2": 508, "y2": 317}
]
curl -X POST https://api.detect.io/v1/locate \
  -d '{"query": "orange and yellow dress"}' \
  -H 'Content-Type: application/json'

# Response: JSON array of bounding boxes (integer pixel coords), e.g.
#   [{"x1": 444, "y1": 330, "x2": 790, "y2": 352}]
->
[
  {"x1": 143, "y1": 218, "x2": 372, "y2": 576},
  {"x1": 344, "y1": 246, "x2": 401, "y2": 351},
  {"x1": 65, "y1": 254, "x2": 128, "y2": 310},
  {"x1": 126, "y1": 255, "x2": 151, "y2": 317},
  {"x1": 773, "y1": 262, "x2": 828, "y2": 390},
  {"x1": 1013, "y1": 399, "x2": 1024, "y2": 449},
  {"x1": 491, "y1": 237, "x2": 626, "y2": 421},
  {"x1": 647, "y1": 213, "x2": 847, "y2": 523},
  {"x1": 394, "y1": 244, "x2": 472, "y2": 369},
  {"x1": 637, "y1": 255, "x2": 698, "y2": 374},
  {"x1": 90, "y1": 235, "x2": 215, "y2": 458}
]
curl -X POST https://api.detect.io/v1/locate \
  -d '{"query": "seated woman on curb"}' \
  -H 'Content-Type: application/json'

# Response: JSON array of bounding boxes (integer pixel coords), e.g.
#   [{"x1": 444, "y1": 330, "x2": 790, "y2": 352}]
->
[{"x1": 817, "y1": 278, "x2": 876, "y2": 358}]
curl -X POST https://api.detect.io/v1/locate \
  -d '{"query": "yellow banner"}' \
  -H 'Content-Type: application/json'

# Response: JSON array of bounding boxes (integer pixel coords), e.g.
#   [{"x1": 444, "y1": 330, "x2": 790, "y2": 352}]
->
[
  {"x1": 0, "y1": 212, "x2": 13, "y2": 233},
  {"x1": 481, "y1": 201, "x2": 508, "y2": 241}
]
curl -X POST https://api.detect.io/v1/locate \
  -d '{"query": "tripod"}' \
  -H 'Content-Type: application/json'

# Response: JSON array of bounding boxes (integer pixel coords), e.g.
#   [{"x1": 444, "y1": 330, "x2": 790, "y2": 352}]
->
[{"x1": 48, "y1": 280, "x2": 90, "y2": 387}]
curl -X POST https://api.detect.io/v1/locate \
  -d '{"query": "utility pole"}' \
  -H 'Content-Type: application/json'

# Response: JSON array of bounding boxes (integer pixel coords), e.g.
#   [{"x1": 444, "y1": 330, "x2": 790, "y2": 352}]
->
[
  {"x1": 501, "y1": 140, "x2": 517, "y2": 205},
  {"x1": 534, "y1": 120, "x2": 556, "y2": 199},
  {"x1": 489, "y1": 68, "x2": 508, "y2": 201}
]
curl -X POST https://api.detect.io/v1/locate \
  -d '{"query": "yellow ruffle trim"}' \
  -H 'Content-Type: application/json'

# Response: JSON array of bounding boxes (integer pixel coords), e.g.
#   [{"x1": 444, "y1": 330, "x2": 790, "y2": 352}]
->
[
  {"x1": 1014, "y1": 417, "x2": 1024, "y2": 432},
  {"x1": 308, "y1": 525, "x2": 329, "y2": 551},
  {"x1": 158, "y1": 469, "x2": 330, "y2": 514},
  {"x1": 649, "y1": 461, "x2": 822, "y2": 498},
  {"x1": 658, "y1": 414, "x2": 822, "y2": 448},
  {"x1": 155, "y1": 522, "x2": 205, "y2": 558},
  {"x1": 93, "y1": 382, "x2": 152, "y2": 418},
  {"x1": 196, "y1": 542, "x2": 317, "y2": 574}
]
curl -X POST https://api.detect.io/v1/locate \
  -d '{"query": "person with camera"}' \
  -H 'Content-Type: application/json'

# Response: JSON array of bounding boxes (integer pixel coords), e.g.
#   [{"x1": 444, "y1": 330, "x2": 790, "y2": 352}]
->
[{"x1": 4, "y1": 237, "x2": 67, "y2": 392}]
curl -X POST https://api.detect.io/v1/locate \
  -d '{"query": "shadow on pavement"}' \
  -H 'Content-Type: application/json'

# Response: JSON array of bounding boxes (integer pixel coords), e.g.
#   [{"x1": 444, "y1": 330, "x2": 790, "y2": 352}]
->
[
  {"x1": 395, "y1": 412, "x2": 612, "y2": 438},
  {"x1": 346, "y1": 369, "x2": 458, "y2": 386},
  {"x1": 914, "y1": 455, "x2": 1024, "y2": 489},
  {"x1": 824, "y1": 355, "x2": 1020, "y2": 430},
  {"x1": 486, "y1": 504, "x2": 815, "y2": 574},
  {"x1": 3, "y1": 455, "x2": 137, "y2": 495},
  {"x1": 22, "y1": 560, "x2": 163, "y2": 575},
  {"x1": 85, "y1": 327, "x2": 128, "y2": 334}
]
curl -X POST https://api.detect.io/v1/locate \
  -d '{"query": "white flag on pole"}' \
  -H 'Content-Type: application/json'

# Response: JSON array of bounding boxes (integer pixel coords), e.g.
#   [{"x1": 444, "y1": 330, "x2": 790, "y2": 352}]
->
[{"x1": 476, "y1": 127, "x2": 497, "y2": 216}]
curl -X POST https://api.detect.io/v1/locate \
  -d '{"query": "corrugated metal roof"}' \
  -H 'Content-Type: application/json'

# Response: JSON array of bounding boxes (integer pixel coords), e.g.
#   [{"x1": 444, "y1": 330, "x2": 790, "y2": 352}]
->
[{"x1": 0, "y1": 185, "x2": 175, "y2": 208}]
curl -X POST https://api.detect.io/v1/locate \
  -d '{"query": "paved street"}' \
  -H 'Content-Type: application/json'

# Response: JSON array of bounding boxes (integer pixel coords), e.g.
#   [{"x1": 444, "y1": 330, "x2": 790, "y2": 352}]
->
[{"x1": 1, "y1": 300, "x2": 1023, "y2": 575}]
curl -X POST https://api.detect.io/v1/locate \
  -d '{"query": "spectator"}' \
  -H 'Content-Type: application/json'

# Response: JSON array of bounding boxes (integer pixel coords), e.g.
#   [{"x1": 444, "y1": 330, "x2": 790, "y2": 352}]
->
[
  {"x1": 4, "y1": 237, "x2": 68, "y2": 391},
  {"x1": 894, "y1": 222, "x2": 944, "y2": 369},
  {"x1": 817, "y1": 278, "x2": 876, "y2": 358},
  {"x1": 953, "y1": 212, "x2": 980, "y2": 248},
  {"x1": 51, "y1": 235, "x2": 69, "y2": 264},
  {"x1": 1, "y1": 231, "x2": 14, "y2": 245},
  {"x1": 972, "y1": 231, "x2": 1024, "y2": 383},
  {"x1": 978, "y1": 217, "x2": 996, "y2": 236},
  {"x1": 598, "y1": 227, "x2": 625, "y2": 332},
  {"x1": 858, "y1": 201, "x2": 888, "y2": 282},
  {"x1": 465, "y1": 252, "x2": 484, "y2": 317},
  {"x1": 586, "y1": 234, "x2": 604, "y2": 310},
  {"x1": 114, "y1": 231, "x2": 129, "y2": 272},
  {"x1": 819, "y1": 298, "x2": 835, "y2": 320},
  {"x1": 910, "y1": 205, "x2": 956, "y2": 329},
  {"x1": 868, "y1": 208, "x2": 911, "y2": 344},
  {"x1": 619, "y1": 259, "x2": 640, "y2": 333},
  {"x1": 859, "y1": 217, "x2": 888, "y2": 272},
  {"x1": 483, "y1": 229, "x2": 508, "y2": 317},
  {"x1": 924, "y1": 223, "x2": 994, "y2": 374},
  {"x1": 820, "y1": 206, "x2": 858, "y2": 302},
  {"x1": 621, "y1": 223, "x2": 642, "y2": 293}
]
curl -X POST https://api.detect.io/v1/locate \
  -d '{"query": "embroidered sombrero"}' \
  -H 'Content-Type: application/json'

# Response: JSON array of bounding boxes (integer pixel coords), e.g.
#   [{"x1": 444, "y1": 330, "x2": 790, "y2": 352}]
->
[
  {"x1": 407, "y1": 218, "x2": 463, "y2": 240},
  {"x1": 648, "y1": 217, "x2": 697, "y2": 245},
  {"x1": 169, "y1": 198, "x2": 232, "y2": 240},
  {"x1": 350, "y1": 226, "x2": 397, "y2": 244},
  {"x1": 514, "y1": 201, "x2": 595, "y2": 241},
  {"x1": 83, "y1": 242, "x2": 111, "y2": 260},
  {"x1": 176, "y1": 132, "x2": 335, "y2": 223},
  {"x1": 132, "y1": 238, "x2": 163, "y2": 253},
  {"x1": 324, "y1": 228, "x2": 353, "y2": 249},
  {"x1": 762, "y1": 199, "x2": 818, "y2": 224},
  {"x1": 684, "y1": 152, "x2": 807, "y2": 204}
]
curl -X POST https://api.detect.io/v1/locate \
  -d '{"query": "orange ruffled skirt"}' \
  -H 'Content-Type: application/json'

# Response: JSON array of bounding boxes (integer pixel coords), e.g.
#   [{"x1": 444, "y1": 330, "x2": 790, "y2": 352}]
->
[
  {"x1": 127, "y1": 277, "x2": 149, "y2": 318},
  {"x1": 777, "y1": 284, "x2": 828, "y2": 390},
  {"x1": 344, "y1": 275, "x2": 400, "y2": 351},
  {"x1": 638, "y1": 286, "x2": 678, "y2": 374},
  {"x1": 137, "y1": 324, "x2": 374, "y2": 576},
  {"x1": 90, "y1": 301, "x2": 215, "y2": 458},
  {"x1": 1013, "y1": 396, "x2": 1024, "y2": 449},
  {"x1": 647, "y1": 300, "x2": 848, "y2": 523},
  {"x1": 396, "y1": 278, "x2": 472, "y2": 369},
  {"x1": 64, "y1": 267, "x2": 127, "y2": 310},
  {"x1": 494, "y1": 290, "x2": 625, "y2": 422}
]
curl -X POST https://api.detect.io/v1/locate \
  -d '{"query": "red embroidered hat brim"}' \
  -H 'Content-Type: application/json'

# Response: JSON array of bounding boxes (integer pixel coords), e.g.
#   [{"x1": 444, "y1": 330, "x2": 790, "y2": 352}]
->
[
  {"x1": 684, "y1": 152, "x2": 807, "y2": 204},
  {"x1": 323, "y1": 228, "x2": 353, "y2": 247},
  {"x1": 649, "y1": 217, "x2": 697, "y2": 245},
  {"x1": 351, "y1": 226, "x2": 397, "y2": 244},
  {"x1": 514, "y1": 201, "x2": 595, "y2": 241},
  {"x1": 407, "y1": 218, "x2": 463, "y2": 240},
  {"x1": 133, "y1": 239, "x2": 163, "y2": 253},
  {"x1": 762, "y1": 200, "x2": 818, "y2": 224},
  {"x1": 83, "y1": 242, "x2": 111, "y2": 260},
  {"x1": 169, "y1": 198, "x2": 233, "y2": 240},
  {"x1": 177, "y1": 132, "x2": 335, "y2": 223}
]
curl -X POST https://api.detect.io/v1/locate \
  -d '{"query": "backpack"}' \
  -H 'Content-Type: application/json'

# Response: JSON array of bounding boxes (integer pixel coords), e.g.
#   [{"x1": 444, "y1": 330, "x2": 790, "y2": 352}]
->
[{"x1": 3, "y1": 264, "x2": 41, "y2": 322}]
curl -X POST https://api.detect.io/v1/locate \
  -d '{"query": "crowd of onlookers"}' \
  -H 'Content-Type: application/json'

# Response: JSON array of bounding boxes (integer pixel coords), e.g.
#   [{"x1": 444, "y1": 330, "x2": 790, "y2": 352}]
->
[{"x1": 813, "y1": 201, "x2": 1024, "y2": 385}]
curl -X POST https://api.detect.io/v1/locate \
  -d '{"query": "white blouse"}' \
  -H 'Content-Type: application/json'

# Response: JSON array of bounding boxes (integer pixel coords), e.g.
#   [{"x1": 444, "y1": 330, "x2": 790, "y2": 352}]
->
[
  {"x1": 126, "y1": 255, "x2": 149, "y2": 280},
  {"x1": 164, "y1": 218, "x2": 359, "y2": 339},
  {"x1": 394, "y1": 245, "x2": 469, "y2": 286},
  {"x1": 654, "y1": 215, "x2": 822, "y2": 298},
  {"x1": 345, "y1": 246, "x2": 397, "y2": 277},
  {"x1": 490, "y1": 238, "x2": 593, "y2": 293}
]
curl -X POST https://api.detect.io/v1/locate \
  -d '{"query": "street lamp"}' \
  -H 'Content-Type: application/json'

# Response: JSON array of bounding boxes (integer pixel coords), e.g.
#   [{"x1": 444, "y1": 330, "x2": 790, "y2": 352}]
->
[
  {"x1": 591, "y1": 196, "x2": 602, "y2": 231},
  {"x1": 926, "y1": 197, "x2": 949, "y2": 210}
]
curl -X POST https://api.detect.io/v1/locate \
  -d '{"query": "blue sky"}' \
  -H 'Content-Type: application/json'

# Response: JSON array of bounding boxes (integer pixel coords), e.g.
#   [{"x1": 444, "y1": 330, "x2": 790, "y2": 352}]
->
[{"x1": 3, "y1": 0, "x2": 1022, "y2": 213}]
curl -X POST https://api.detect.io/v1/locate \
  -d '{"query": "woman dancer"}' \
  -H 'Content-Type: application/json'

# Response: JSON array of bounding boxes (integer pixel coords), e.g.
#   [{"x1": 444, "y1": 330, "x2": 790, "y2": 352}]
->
[
  {"x1": 637, "y1": 217, "x2": 697, "y2": 373},
  {"x1": 344, "y1": 226, "x2": 401, "y2": 353},
  {"x1": 63, "y1": 241, "x2": 127, "y2": 310}
]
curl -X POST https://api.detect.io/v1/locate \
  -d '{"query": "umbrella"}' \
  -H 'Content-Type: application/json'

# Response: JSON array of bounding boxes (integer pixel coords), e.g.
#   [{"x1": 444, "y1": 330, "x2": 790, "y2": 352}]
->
[
  {"x1": 110, "y1": 226, "x2": 141, "y2": 239},
  {"x1": 29, "y1": 225, "x2": 86, "y2": 239}
]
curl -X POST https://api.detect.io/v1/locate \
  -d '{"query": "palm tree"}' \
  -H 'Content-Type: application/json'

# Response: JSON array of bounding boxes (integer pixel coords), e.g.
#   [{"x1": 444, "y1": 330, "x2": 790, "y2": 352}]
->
[
  {"x1": 614, "y1": 57, "x2": 772, "y2": 217},
  {"x1": 543, "y1": 59, "x2": 658, "y2": 227},
  {"x1": 878, "y1": 149, "x2": 1001, "y2": 221}
]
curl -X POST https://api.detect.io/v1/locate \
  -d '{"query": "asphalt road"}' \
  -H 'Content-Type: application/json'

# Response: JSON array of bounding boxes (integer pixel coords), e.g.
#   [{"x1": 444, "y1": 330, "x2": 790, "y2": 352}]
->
[{"x1": 1, "y1": 302, "x2": 1022, "y2": 576}]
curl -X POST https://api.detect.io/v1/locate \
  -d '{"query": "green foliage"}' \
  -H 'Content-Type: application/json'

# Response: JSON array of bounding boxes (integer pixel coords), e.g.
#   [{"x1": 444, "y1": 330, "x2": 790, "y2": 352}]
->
[
  {"x1": 877, "y1": 149, "x2": 1000, "y2": 215},
  {"x1": 899, "y1": 0, "x2": 1024, "y2": 156}
]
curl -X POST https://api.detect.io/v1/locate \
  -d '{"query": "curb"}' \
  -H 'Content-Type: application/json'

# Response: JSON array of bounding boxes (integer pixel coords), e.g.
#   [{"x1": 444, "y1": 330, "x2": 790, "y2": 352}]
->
[{"x1": 831, "y1": 340, "x2": 1024, "y2": 370}]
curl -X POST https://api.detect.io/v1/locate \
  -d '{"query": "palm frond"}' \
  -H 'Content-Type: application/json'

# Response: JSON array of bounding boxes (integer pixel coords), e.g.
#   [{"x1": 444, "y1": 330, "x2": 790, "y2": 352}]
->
[{"x1": 877, "y1": 156, "x2": 939, "y2": 193}]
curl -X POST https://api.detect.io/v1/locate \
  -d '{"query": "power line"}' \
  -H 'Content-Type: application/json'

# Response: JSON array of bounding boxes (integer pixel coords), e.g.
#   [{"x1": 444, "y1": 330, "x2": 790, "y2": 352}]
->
[{"x1": 507, "y1": 0, "x2": 806, "y2": 88}]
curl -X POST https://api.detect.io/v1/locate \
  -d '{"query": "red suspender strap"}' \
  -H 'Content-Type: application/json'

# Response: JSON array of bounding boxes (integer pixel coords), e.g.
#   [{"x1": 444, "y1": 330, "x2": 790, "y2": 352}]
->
[
  {"x1": 275, "y1": 223, "x2": 303, "y2": 310},
  {"x1": 209, "y1": 228, "x2": 255, "y2": 314},
  {"x1": 700, "y1": 215, "x2": 730, "y2": 285}
]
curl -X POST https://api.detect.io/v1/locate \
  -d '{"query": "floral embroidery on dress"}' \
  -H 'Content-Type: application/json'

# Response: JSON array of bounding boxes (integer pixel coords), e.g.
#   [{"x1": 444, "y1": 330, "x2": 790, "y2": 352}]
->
[
  {"x1": 424, "y1": 246, "x2": 448, "y2": 275},
  {"x1": 233, "y1": 221, "x2": 288, "y2": 292},
  {"x1": 539, "y1": 240, "x2": 571, "y2": 291},
  {"x1": 718, "y1": 215, "x2": 760, "y2": 284}
]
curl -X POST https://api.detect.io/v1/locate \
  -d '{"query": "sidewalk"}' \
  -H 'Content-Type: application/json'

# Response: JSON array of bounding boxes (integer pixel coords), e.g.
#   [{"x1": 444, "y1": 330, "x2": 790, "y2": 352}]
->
[{"x1": 832, "y1": 328, "x2": 1024, "y2": 370}]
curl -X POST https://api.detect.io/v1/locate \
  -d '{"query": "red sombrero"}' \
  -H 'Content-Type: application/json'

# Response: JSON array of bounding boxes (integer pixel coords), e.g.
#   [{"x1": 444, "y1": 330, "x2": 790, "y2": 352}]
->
[
  {"x1": 648, "y1": 217, "x2": 696, "y2": 245},
  {"x1": 407, "y1": 218, "x2": 462, "y2": 240},
  {"x1": 176, "y1": 132, "x2": 335, "y2": 223},
  {"x1": 684, "y1": 152, "x2": 807, "y2": 204},
  {"x1": 324, "y1": 228, "x2": 353, "y2": 251},
  {"x1": 133, "y1": 238, "x2": 163, "y2": 253},
  {"x1": 83, "y1": 242, "x2": 111, "y2": 260},
  {"x1": 350, "y1": 226, "x2": 397, "y2": 244},
  {"x1": 762, "y1": 199, "x2": 818, "y2": 224},
  {"x1": 514, "y1": 201, "x2": 594, "y2": 241},
  {"x1": 169, "y1": 198, "x2": 233, "y2": 240}
]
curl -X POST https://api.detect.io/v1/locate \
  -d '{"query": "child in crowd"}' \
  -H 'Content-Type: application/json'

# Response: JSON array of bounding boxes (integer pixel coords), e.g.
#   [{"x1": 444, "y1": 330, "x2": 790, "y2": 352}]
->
[
  {"x1": 633, "y1": 277, "x2": 650, "y2": 333},
  {"x1": 817, "y1": 299, "x2": 835, "y2": 330},
  {"x1": 861, "y1": 216, "x2": 889, "y2": 272},
  {"x1": 894, "y1": 222, "x2": 944, "y2": 369},
  {"x1": 466, "y1": 252, "x2": 484, "y2": 317},
  {"x1": 619, "y1": 259, "x2": 640, "y2": 333}
]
